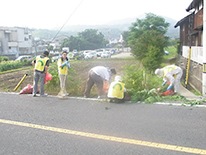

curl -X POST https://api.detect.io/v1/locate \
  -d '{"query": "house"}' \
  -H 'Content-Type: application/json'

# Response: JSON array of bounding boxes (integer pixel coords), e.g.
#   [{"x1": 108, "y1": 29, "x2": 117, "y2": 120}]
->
[
  {"x1": 49, "y1": 35, "x2": 69, "y2": 51},
  {"x1": 174, "y1": 0, "x2": 204, "y2": 94},
  {"x1": 0, "y1": 27, "x2": 34, "y2": 60}
]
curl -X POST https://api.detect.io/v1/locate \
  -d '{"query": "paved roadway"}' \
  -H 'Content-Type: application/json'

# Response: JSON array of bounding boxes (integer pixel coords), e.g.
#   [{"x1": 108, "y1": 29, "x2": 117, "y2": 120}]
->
[
  {"x1": 111, "y1": 52, "x2": 132, "y2": 58},
  {"x1": 0, "y1": 92, "x2": 206, "y2": 155}
]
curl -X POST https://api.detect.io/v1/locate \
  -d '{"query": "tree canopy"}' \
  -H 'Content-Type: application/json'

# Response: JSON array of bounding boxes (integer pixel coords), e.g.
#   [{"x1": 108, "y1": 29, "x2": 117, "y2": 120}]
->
[
  {"x1": 126, "y1": 13, "x2": 170, "y2": 71},
  {"x1": 61, "y1": 29, "x2": 108, "y2": 51}
]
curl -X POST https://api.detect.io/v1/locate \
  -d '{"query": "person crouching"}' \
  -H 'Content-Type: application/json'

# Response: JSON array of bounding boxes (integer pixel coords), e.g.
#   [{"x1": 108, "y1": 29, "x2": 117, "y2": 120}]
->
[{"x1": 107, "y1": 76, "x2": 126, "y2": 103}]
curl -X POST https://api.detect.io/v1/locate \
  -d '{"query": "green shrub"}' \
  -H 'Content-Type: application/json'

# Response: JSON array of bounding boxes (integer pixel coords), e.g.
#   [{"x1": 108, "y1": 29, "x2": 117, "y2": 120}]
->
[
  {"x1": 0, "y1": 59, "x2": 32, "y2": 72},
  {"x1": 45, "y1": 63, "x2": 82, "y2": 95},
  {"x1": 0, "y1": 56, "x2": 9, "y2": 62},
  {"x1": 123, "y1": 63, "x2": 162, "y2": 96},
  {"x1": 22, "y1": 59, "x2": 33, "y2": 66},
  {"x1": 142, "y1": 45, "x2": 163, "y2": 71},
  {"x1": 122, "y1": 62, "x2": 171, "y2": 103},
  {"x1": 45, "y1": 64, "x2": 60, "y2": 92},
  {"x1": 0, "y1": 60, "x2": 23, "y2": 72}
]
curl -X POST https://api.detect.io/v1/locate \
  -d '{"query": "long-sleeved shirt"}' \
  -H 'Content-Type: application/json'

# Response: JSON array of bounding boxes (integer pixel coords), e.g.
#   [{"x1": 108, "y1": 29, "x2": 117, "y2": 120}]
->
[{"x1": 91, "y1": 66, "x2": 111, "y2": 82}]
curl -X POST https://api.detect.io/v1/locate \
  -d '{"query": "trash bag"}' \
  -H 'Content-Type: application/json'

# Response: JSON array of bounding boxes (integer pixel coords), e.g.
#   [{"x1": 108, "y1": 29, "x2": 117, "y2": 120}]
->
[
  {"x1": 160, "y1": 89, "x2": 174, "y2": 96},
  {"x1": 19, "y1": 84, "x2": 39, "y2": 94},
  {"x1": 103, "y1": 83, "x2": 109, "y2": 94},
  {"x1": 45, "y1": 72, "x2": 52, "y2": 84}
]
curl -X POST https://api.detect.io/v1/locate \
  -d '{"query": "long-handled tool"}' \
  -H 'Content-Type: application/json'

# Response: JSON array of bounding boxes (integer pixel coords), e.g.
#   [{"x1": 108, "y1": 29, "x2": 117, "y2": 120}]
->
[{"x1": 14, "y1": 74, "x2": 28, "y2": 91}]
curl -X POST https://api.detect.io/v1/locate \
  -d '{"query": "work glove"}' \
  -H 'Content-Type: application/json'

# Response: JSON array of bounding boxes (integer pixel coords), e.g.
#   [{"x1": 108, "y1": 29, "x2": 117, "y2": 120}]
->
[
  {"x1": 62, "y1": 61, "x2": 68, "y2": 67},
  {"x1": 162, "y1": 81, "x2": 167, "y2": 86},
  {"x1": 167, "y1": 84, "x2": 173, "y2": 91}
]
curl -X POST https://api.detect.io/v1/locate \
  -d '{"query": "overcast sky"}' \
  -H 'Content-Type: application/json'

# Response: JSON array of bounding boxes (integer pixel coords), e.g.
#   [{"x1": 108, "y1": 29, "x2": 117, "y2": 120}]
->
[{"x1": 0, "y1": 0, "x2": 192, "y2": 29}]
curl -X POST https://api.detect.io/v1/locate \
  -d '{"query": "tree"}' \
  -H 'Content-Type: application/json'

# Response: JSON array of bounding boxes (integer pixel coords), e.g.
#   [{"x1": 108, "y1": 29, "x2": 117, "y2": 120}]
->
[
  {"x1": 122, "y1": 31, "x2": 130, "y2": 47},
  {"x1": 78, "y1": 29, "x2": 108, "y2": 50},
  {"x1": 127, "y1": 13, "x2": 169, "y2": 71},
  {"x1": 61, "y1": 29, "x2": 108, "y2": 51},
  {"x1": 61, "y1": 36, "x2": 81, "y2": 51},
  {"x1": 47, "y1": 45, "x2": 54, "y2": 51}
]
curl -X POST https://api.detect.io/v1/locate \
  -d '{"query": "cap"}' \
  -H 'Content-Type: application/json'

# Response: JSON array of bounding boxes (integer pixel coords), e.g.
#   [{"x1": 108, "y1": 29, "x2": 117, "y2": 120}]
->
[
  {"x1": 115, "y1": 75, "x2": 122, "y2": 82},
  {"x1": 155, "y1": 68, "x2": 163, "y2": 78}
]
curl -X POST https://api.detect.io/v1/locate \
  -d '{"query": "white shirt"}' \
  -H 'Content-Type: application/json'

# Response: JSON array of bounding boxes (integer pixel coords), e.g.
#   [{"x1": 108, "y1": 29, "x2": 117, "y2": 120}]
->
[{"x1": 91, "y1": 66, "x2": 111, "y2": 81}]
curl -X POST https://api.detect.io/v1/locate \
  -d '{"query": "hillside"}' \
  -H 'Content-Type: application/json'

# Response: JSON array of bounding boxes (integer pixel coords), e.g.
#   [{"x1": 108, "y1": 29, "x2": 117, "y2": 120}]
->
[{"x1": 32, "y1": 16, "x2": 179, "y2": 40}]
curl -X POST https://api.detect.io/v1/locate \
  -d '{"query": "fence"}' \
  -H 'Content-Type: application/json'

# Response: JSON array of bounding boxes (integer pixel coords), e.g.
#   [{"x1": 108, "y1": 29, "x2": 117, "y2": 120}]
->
[{"x1": 182, "y1": 46, "x2": 203, "y2": 64}]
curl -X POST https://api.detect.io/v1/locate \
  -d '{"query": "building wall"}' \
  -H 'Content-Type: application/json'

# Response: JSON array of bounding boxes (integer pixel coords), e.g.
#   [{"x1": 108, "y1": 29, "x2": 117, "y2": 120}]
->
[
  {"x1": 0, "y1": 27, "x2": 33, "y2": 59},
  {"x1": 194, "y1": 8, "x2": 203, "y2": 28},
  {"x1": 175, "y1": 0, "x2": 203, "y2": 94},
  {"x1": 177, "y1": 55, "x2": 202, "y2": 94}
]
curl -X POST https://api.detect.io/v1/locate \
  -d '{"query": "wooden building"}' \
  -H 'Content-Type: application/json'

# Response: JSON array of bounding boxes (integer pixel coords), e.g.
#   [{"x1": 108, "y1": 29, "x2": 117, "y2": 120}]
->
[{"x1": 174, "y1": 0, "x2": 203, "y2": 93}]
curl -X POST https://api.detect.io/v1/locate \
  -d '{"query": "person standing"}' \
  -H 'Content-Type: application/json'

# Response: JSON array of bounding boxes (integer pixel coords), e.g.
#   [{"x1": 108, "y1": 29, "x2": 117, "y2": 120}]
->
[
  {"x1": 84, "y1": 66, "x2": 116, "y2": 99},
  {"x1": 155, "y1": 64, "x2": 183, "y2": 95},
  {"x1": 107, "y1": 75, "x2": 126, "y2": 103},
  {"x1": 57, "y1": 50, "x2": 70, "y2": 97},
  {"x1": 32, "y1": 51, "x2": 49, "y2": 97}
]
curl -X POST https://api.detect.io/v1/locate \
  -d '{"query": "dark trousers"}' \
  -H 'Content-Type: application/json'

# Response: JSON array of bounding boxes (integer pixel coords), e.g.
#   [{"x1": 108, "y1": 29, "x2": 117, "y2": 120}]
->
[
  {"x1": 109, "y1": 98, "x2": 125, "y2": 103},
  {"x1": 84, "y1": 70, "x2": 103, "y2": 97},
  {"x1": 109, "y1": 92, "x2": 126, "y2": 103},
  {"x1": 33, "y1": 71, "x2": 45, "y2": 95}
]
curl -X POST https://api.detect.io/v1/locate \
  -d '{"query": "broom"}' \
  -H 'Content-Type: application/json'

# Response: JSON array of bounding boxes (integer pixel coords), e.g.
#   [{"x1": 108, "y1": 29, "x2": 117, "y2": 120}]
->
[{"x1": 58, "y1": 66, "x2": 68, "y2": 99}]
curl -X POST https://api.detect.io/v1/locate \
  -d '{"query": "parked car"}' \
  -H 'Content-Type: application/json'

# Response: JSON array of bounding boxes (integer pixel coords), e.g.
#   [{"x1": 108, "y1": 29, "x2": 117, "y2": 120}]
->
[
  {"x1": 15, "y1": 55, "x2": 33, "y2": 61},
  {"x1": 91, "y1": 51, "x2": 98, "y2": 59},
  {"x1": 83, "y1": 50, "x2": 92, "y2": 57},
  {"x1": 51, "y1": 53, "x2": 61, "y2": 62},
  {"x1": 73, "y1": 52, "x2": 84, "y2": 60},
  {"x1": 109, "y1": 49, "x2": 116, "y2": 55},
  {"x1": 164, "y1": 51, "x2": 169, "y2": 55},
  {"x1": 96, "y1": 49, "x2": 105, "y2": 57},
  {"x1": 84, "y1": 52, "x2": 94, "y2": 59},
  {"x1": 101, "y1": 51, "x2": 111, "y2": 58}
]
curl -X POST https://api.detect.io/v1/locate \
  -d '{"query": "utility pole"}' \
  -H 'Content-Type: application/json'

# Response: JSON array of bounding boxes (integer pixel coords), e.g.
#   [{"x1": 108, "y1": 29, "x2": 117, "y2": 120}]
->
[{"x1": 203, "y1": 0, "x2": 206, "y2": 96}]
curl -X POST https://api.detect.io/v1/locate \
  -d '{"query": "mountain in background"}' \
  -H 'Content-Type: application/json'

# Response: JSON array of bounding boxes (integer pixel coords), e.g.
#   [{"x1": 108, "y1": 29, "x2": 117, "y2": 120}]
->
[{"x1": 32, "y1": 15, "x2": 179, "y2": 41}]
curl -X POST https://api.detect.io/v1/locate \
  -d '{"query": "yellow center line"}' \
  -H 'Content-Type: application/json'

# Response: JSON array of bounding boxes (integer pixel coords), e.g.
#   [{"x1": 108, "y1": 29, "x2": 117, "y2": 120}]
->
[{"x1": 0, "y1": 118, "x2": 205, "y2": 154}]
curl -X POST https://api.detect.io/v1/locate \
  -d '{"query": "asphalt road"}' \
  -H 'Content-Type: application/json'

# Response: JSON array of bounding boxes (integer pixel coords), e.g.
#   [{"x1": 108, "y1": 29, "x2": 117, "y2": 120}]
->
[
  {"x1": 111, "y1": 52, "x2": 132, "y2": 58},
  {"x1": 0, "y1": 92, "x2": 206, "y2": 155}
]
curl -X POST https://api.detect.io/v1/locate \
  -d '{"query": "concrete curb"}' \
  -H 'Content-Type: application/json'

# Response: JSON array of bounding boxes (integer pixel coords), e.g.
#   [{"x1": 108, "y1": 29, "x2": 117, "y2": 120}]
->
[
  {"x1": 154, "y1": 102, "x2": 206, "y2": 108},
  {"x1": 1, "y1": 92, "x2": 206, "y2": 108}
]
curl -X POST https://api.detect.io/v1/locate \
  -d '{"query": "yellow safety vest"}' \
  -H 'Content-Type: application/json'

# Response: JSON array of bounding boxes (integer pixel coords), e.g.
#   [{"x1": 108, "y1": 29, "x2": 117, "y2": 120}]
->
[
  {"x1": 108, "y1": 81, "x2": 125, "y2": 99},
  {"x1": 58, "y1": 59, "x2": 68, "y2": 75},
  {"x1": 163, "y1": 65, "x2": 178, "y2": 77},
  {"x1": 35, "y1": 56, "x2": 49, "y2": 72}
]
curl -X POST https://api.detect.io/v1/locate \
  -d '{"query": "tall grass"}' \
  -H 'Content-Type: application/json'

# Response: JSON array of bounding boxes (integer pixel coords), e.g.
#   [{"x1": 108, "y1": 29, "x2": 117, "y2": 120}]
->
[
  {"x1": 45, "y1": 62, "x2": 82, "y2": 96},
  {"x1": 164, "y1": 46, "x2": 178, "y2": 59}
]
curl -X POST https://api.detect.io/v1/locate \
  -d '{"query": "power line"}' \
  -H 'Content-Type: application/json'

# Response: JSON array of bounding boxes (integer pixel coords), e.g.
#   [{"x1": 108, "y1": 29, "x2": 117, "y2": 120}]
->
[{"x1": 51, "y1": 0, "x2": 84, "y2": 42}]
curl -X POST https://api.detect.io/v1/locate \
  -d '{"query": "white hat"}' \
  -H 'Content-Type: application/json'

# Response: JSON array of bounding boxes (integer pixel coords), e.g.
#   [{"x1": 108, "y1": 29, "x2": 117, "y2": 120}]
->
[
  {"x1": 115, "y1": 75, "x2": 122, "y2": 82},
  {"x1": 155, "y1": 68, "x2": 163, "y2": 78}
]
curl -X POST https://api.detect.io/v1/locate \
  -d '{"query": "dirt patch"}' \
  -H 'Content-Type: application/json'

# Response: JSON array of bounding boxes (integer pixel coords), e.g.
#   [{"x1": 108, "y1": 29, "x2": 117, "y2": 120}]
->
[{"x1": 0, "y1": 69, "x2": 34, "y2": 92}]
